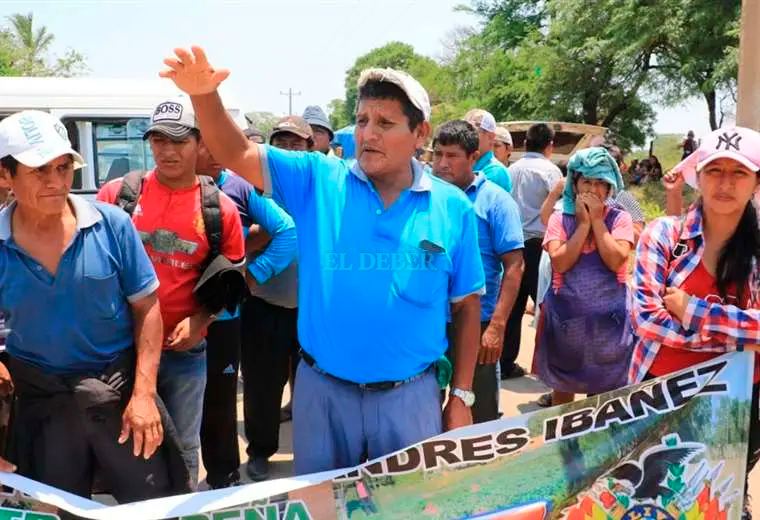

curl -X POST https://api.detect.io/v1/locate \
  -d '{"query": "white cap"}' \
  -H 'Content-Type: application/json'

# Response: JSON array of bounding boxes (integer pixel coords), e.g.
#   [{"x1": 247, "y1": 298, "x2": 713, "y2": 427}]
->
[
  {"x1": 0, "y1": 110, "x2": 85, "y2": 169},
  {"x1": 465, "y1": 109, "x2": 497, "y2": 134},
  {"x1": 495, "y1": 125, "x2": 513, "y2": 146},
  {"x1": 358, "y1": 68, "x2": 431, "y2": 122},
  {"x1": 144, "y1": 97, "x2": 198, "y2": 140}
]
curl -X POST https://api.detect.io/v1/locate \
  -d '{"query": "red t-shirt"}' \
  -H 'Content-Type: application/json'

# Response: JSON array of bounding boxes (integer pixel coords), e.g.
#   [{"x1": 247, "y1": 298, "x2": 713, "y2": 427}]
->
[
  {"x1": 650, "y1": 261, "x2": 760, "y2": 382},
  {"x1": 98, "y1": 170, "x2": 245, "y2": 342}
]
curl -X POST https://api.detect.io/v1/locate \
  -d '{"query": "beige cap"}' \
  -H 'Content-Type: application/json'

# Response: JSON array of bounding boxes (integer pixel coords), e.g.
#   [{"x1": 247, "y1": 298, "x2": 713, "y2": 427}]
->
[
  {"x1": 358, "y1": 68, "x2": 431, "y2": 122},
  {"x1": 495, "y1": 126, "x2": 513, "y2": 146}
]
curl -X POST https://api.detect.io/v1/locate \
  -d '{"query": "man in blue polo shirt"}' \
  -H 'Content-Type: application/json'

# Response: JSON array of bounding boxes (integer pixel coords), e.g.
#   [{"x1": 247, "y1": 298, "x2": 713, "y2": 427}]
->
[
  {"x1": 0, "y1": 110, "x2": 184, "y2": 500},
  {"x1": 195, "y1": 139, "x2": 297, "y2": 488},
  {"x1": 161, "y1": 46, "x2": 485, "y2": 474},
  {"x1": 465, "y1": 109, "x2": 512, "y2": 193},
  {"x1": 433, "y1": 120, "x2": 525, "y2": 423}
]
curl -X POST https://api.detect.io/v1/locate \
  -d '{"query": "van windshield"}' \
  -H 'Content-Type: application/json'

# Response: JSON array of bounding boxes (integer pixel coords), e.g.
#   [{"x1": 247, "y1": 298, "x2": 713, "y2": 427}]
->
[{"x1": 93, "y1": 118, "x2": 155, "y2": 186}]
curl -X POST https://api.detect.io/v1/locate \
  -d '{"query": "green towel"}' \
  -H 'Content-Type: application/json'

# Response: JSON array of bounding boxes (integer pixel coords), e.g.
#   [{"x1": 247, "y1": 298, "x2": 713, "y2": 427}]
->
[
  {"x1": 435, "y1": 356, "x2": 453, "y2": 389},
  {"x1": 563, "y1": 147, "x2": 624, "y2": 215}
]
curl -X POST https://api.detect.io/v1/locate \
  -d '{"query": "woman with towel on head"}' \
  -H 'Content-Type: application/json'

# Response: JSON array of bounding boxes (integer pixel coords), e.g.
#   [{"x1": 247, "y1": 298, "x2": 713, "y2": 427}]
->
[{"x1": 534, "y1": 147, "x2": 635, "y2": 405}]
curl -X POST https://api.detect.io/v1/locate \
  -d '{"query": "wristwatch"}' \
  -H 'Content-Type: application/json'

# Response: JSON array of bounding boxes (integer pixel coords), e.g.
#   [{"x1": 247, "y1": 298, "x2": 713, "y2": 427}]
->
[{"x1": 451, "y1": 388, "x2": 476, "y2": 407}]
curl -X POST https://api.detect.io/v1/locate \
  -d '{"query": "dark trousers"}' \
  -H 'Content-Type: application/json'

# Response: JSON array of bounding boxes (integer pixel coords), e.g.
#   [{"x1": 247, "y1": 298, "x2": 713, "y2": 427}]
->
[
  {"x1": 501, "y1": 237, "x2": 543, "y2": 373},
  {"x1": 200, "y1": 318, "x2": 242, "y2": 486},
  {"x1": 446, "y1": 321, "x2": 499, "y2": 423},
  {"x1": 241, "y1": 296, "x2": 299, "y2": 460}
]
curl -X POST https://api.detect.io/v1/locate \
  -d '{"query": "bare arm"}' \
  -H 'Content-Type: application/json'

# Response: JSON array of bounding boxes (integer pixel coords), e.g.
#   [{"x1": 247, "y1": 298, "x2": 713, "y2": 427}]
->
[
  {"x1": 160, "y1": 46, "x2": 265, "y2": 190},
  {"x1": 130, "y1": 292, "x2": 162, "y2": 399},
  {"x1": 490, "y1": 251, "x2": 524, "y2": 331},
  {"x1": 191, "y1": 92, "x2": 264, "y2": 191},
  {"x1": 591, "y1": 219, "x2": 631, "y2": 272},
  {"x1": 450, "y1": 294, "x2": 481, "y2": 391},
  {"x1": 547, "y1": 222, "x2": 590, "y2": 274},
  {"x1": 121, "y1": 292, "x2": 164, "y2": 459},
  {"x1": 540, "y1": 179, "x2": 566, "y2": 226}
]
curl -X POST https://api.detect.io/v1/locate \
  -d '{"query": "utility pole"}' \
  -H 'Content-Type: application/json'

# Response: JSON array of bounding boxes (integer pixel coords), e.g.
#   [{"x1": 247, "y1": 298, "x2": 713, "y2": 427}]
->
[
  {"x1": 280, "y1": 88, "x2": 302, "y2": 116},
  {"x1": 737, "y1": 0, "x2": 760, "y2": 129}
]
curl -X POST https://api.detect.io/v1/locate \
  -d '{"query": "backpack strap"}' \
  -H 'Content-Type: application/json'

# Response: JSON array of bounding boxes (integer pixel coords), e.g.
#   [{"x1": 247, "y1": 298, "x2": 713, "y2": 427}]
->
[
  {"x1": 114, "y1": 170, "x2": 147, "y2": 216},
  {"x1": 198, "y1": 175, "x2": 223, "y2": 265}
]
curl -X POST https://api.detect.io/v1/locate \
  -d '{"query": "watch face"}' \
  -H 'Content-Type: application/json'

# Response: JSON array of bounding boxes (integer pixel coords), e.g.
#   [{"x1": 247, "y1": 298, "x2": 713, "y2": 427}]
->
[{"x1": 454, "y1": 389, "x2": 475, "y2": 407}]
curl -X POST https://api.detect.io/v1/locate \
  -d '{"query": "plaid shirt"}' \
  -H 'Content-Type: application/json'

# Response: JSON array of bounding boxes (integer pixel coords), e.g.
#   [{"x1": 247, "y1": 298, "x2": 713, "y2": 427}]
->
[{"x1": 629, "y1": 203, "x2": 760, "y2": 383}]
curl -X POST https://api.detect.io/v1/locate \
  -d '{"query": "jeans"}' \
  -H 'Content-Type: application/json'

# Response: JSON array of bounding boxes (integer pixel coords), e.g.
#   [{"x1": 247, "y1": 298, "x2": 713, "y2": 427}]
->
[{"x1": 158, "y1": 341, "x2": 207, "y2": 490}]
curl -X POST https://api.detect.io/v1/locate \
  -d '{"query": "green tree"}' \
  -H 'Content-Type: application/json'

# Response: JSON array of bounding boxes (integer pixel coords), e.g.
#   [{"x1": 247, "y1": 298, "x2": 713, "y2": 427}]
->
[
  {"x1": 327, "y1": 98, "x2": 350, "y2": 130},
  {"x1": 5, "y1": 12, "x2": 86, "y2": 76},
  {"x1": 458, "y1": 0, "x2": 662, "y2": 148},
  {"x1": 650, "y1": 0, "x2": 740, "y2": 130},
  {"x1": 245, "y1": 111, "x2": 280, "y2": 136},
  {"x1": 343, "y1": 42, "x2": 452, "y2": 126}
]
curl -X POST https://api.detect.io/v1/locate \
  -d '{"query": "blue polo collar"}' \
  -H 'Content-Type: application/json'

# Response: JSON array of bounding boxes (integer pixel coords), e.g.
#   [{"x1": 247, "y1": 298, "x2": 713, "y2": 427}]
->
[
  {"x1": 350, "y1": 158, "x2": 433, "y2": 192},
  {"x1": 0, "y1": 194, "x2": 102, "y2": 241}
]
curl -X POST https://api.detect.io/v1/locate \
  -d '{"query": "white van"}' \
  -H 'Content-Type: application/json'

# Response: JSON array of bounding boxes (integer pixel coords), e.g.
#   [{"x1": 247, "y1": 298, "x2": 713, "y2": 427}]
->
[{"x1": 0, "y1": 77, "x2": 247, "y2": 198}]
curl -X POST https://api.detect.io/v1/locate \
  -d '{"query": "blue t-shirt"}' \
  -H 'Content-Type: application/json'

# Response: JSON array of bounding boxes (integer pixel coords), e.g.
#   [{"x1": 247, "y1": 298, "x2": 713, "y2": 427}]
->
[
  {"x1": 259, "y1": 146, "x2": 486, "y2": 383},
  {"x1": 0, "y1": 195, "x2": 159, "y2": 375},
  {"x1": 215, "y1": 170, "x2": 297, "y2": 319},
  {"x1": 475, "y1": 151, "x2": 512, "y2": 193},
  {"x1": 465, "y1": 174, "x2": 524, "y2": 321}
]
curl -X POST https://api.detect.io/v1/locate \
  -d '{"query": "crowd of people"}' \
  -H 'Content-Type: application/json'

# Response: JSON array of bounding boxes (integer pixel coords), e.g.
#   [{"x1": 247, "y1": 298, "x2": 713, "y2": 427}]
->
[{"x1": 0, "y1": 44, "x2": 758, "y2": 519}]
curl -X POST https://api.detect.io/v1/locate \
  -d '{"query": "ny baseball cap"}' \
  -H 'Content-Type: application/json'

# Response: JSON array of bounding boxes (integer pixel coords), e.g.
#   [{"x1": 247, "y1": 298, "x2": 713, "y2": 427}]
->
[
  {"x1": 144, "y1": 97, "x2": 198, "y2": 141},
  {"x1": 270, "y1": 116, "x2": 313, "y2": 141},
  {"x1": 0, "y1": 110, "x2": 85, "y2": 169},
  {"x1": 358, "y1": 68, "x2": 432, "y2": 122},
  {"x1": 465, "y1": 109, "x2": 497, "y2": 134},
  {"x1": 495, "y1": 125, "x2": 513, "y2": 146},
  {"x1": 672, "y1": 127, "x2": 760, "y2": 189}
]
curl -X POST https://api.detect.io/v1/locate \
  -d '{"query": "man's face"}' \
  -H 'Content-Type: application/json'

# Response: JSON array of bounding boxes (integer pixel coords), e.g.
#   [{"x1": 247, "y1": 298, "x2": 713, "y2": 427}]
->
[
  {"x1": 2, "y1": 155, "x2": 73, "y2": 216},
  {"x1": 311, "y1": 126, "x2": 332, "y2": 154},
  {"x1": 493, "y1": 141, "x2": 512, "y2": 165},
  {"x1": 148, "y1": 132, "x2": 199, "y2": 180},
  {"x1": 196, "y1": 138, "x2": 223, "y2": 179},
  {"x1": 271, "y1": 132, "x2": 310, "y2": 151},
  {"x1": 432, "y1": 143, "x2": 476, "y2": 189},
  {"x1": 355, "y1": 98, "x2": 428, "y2": 179},
  {"x1": 477, "y1": 129, "x2": 494, "y2": 156}
]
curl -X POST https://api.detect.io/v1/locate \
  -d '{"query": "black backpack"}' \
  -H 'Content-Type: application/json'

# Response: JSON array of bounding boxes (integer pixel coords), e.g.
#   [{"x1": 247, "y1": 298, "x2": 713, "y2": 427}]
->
[{"x1": 113, "y1": 170, "x2": 223, "y2": 266}]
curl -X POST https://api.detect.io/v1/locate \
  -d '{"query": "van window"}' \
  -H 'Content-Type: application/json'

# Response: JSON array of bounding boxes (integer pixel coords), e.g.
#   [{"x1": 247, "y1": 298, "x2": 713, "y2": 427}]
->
[{"x1": 92, "y1": 119, "x2": 155, "y2": 186}]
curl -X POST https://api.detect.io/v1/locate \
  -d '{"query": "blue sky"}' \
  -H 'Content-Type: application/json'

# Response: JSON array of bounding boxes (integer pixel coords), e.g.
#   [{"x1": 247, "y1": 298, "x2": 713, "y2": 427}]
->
[{"x1": 1, "y1": 0, "x2": 714, "y2": 138}]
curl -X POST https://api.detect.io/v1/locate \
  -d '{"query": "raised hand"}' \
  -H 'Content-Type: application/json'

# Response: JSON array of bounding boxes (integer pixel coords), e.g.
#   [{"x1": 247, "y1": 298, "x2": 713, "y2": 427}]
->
[{"x1": 159, "y1": 46, "x2": 231, "y2": 96}]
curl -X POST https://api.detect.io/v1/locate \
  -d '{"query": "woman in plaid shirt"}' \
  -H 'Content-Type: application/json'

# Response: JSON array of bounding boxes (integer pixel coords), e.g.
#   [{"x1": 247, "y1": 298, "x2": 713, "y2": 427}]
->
[{"x1": 630, "y1": 127, "x2": 760, "y2": 519}]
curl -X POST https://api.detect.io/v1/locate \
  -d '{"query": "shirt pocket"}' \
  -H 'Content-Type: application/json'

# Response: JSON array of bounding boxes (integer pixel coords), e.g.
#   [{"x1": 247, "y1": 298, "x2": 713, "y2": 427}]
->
[
  {"x1": 81, "y1": 271, "x2": 126, "y2": 321},
  {"x1": 391, "y1": 247, "x2": 451, "y2": 308}
]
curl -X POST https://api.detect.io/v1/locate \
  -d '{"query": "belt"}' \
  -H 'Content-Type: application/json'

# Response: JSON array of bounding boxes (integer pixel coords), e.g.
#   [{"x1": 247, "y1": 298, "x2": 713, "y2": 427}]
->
[{"x1": 299, "y1": 349, "x2": 431, "y2": 391}]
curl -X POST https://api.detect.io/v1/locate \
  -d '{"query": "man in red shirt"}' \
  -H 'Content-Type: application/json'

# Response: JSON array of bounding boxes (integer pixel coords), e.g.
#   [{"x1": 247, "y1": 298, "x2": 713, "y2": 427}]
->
[{"x1": 98, "y1": 97, "x2": 245, "y2": 489}]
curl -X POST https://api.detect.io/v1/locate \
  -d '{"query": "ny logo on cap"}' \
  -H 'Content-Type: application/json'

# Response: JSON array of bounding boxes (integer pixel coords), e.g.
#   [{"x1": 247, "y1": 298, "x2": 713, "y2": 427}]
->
[{"x1": 716, "y1": 131, "x2": 742, "y2": 152}]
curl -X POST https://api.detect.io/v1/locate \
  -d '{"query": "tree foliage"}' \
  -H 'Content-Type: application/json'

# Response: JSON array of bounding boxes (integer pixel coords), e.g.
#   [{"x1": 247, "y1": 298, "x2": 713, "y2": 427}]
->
[
  {"x1": 335, "y1": 1, "x2": 740, "y2": 148},
  {"x1": 327, "y1": 98, "x2": 350, "y2": 130},
  {"x1": 1, "y1": 12, "x2": 87, "y2": 77}
]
